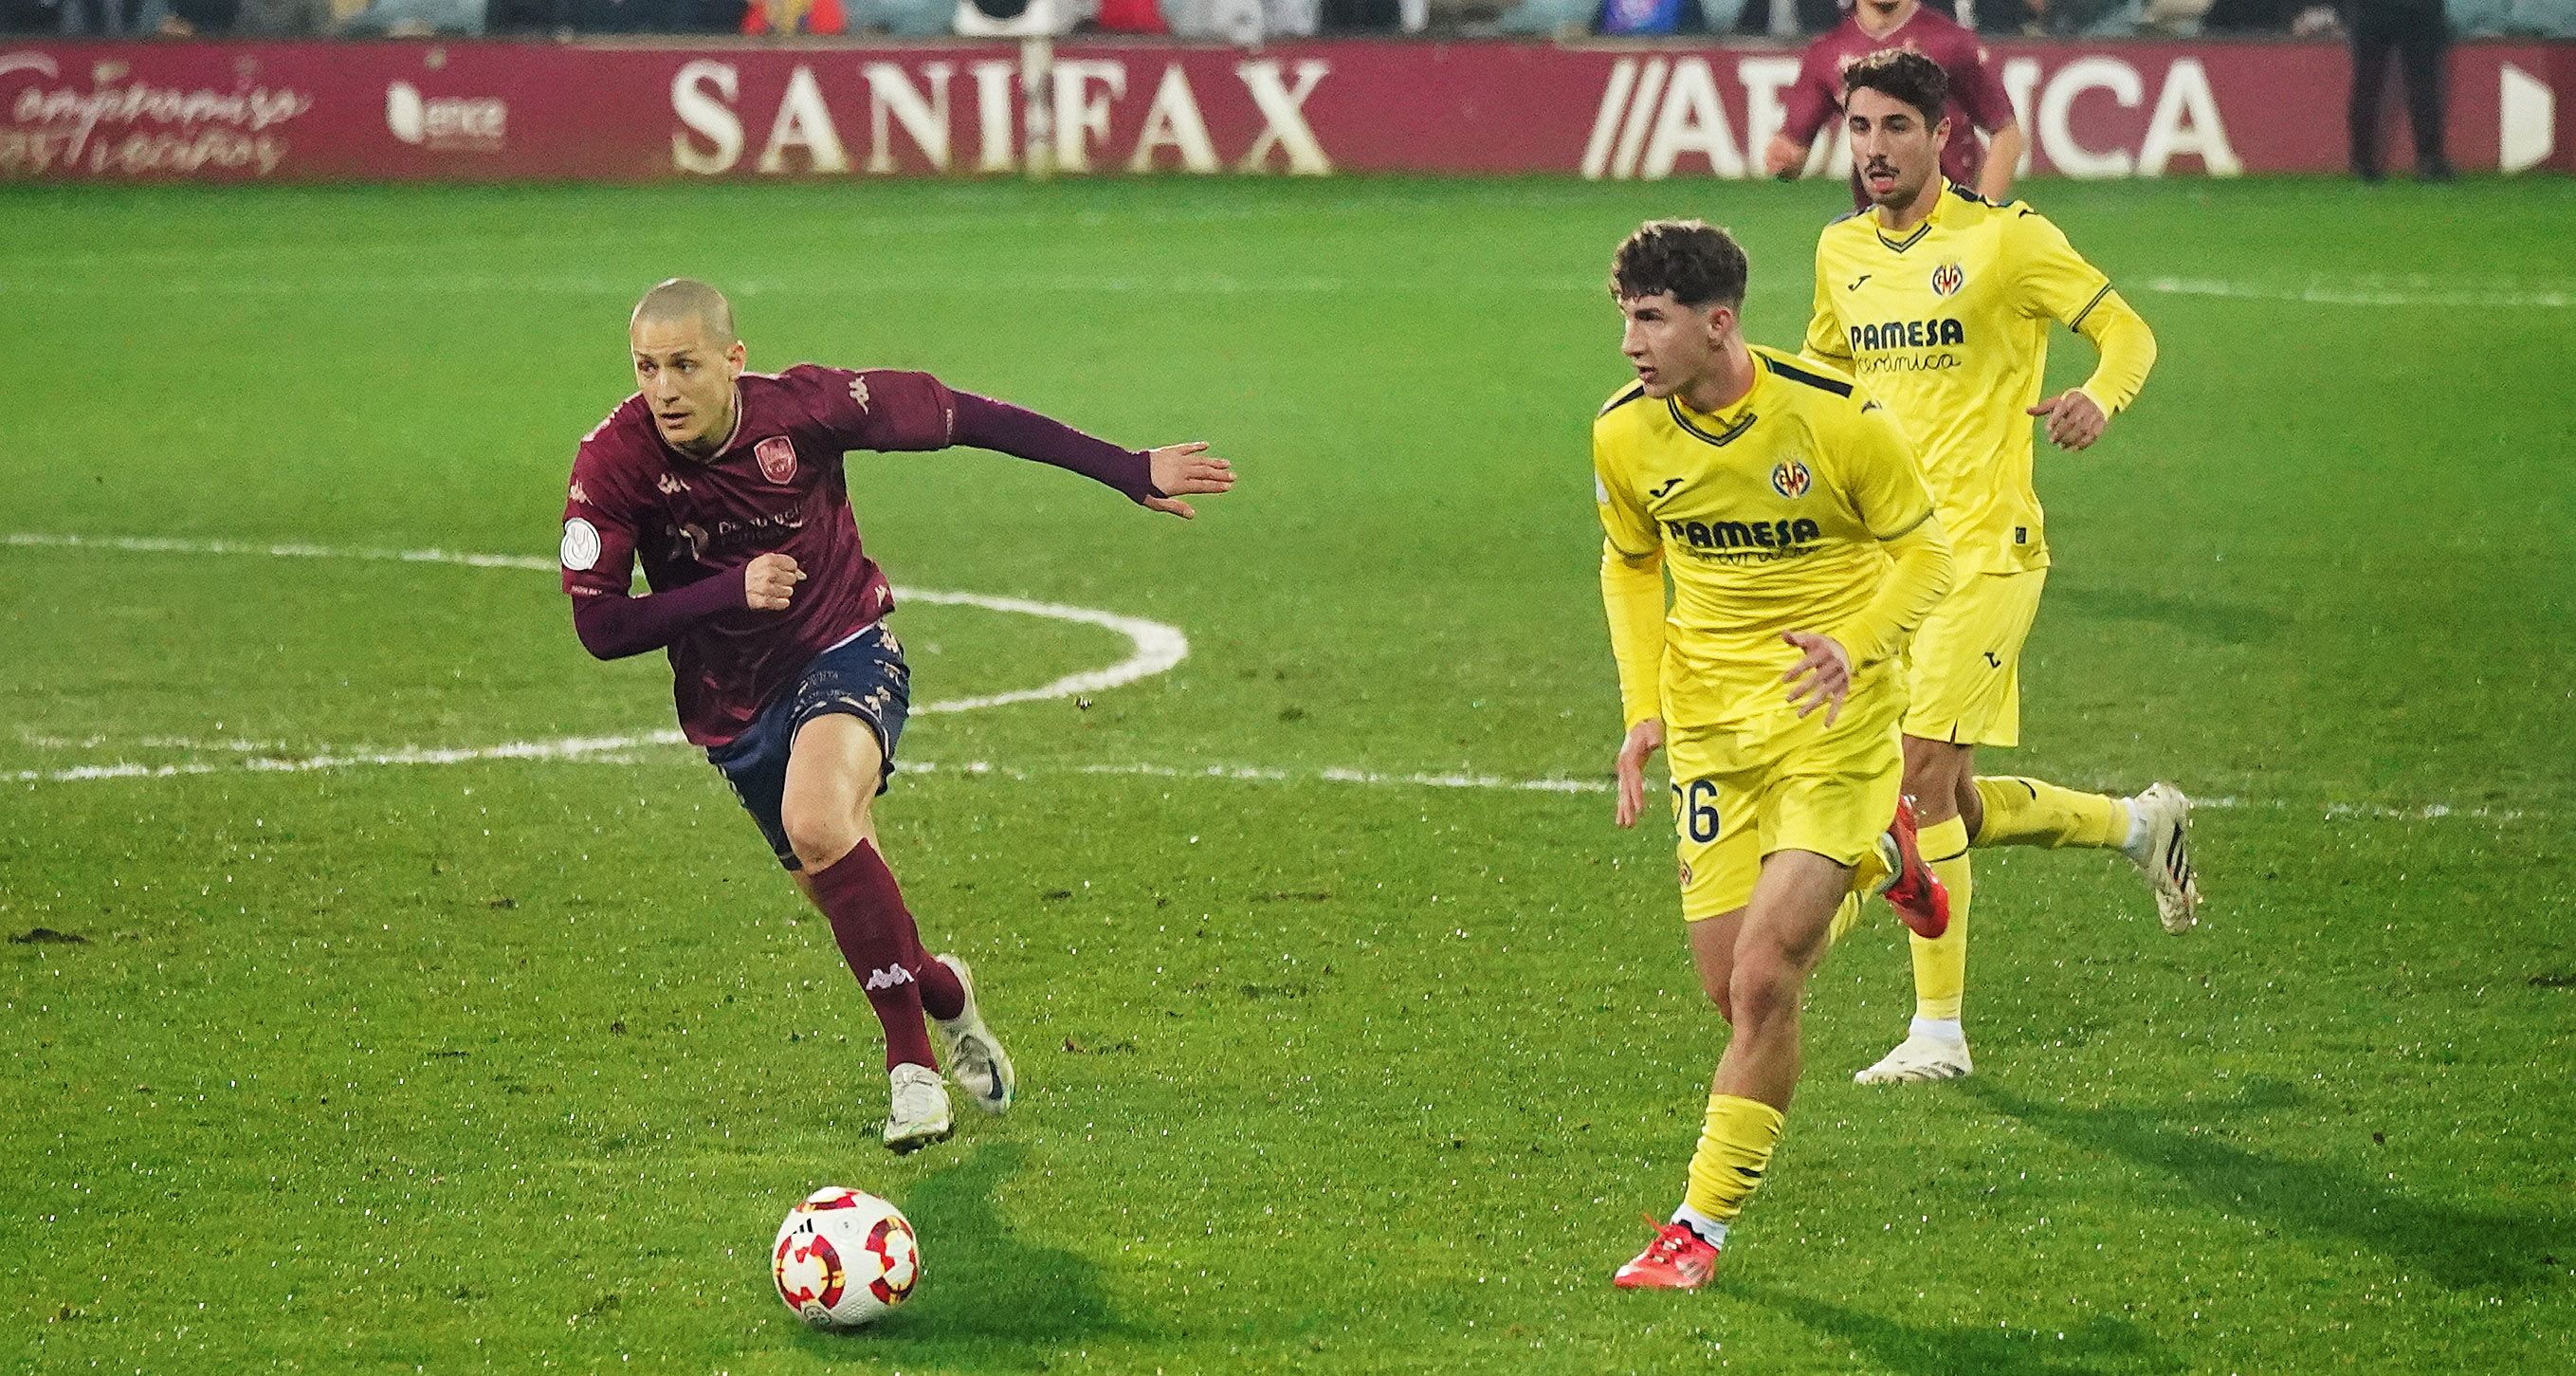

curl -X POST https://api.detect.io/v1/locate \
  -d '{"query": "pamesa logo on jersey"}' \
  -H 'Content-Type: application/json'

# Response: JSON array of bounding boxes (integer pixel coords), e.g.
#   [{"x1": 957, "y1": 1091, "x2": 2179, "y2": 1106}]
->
[
  {"x1": 1930, "y1": 262, "x2": 1965, "y2": 298},
  {"x1": 1770, "y1": 459, "x2": 1812, "y2": 500}
]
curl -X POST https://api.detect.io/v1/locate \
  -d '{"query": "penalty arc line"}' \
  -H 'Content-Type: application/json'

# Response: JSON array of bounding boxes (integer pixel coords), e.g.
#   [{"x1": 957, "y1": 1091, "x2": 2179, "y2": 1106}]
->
[{"x1": 1, "y1": 530, "x2": 1186, "y2": 719}]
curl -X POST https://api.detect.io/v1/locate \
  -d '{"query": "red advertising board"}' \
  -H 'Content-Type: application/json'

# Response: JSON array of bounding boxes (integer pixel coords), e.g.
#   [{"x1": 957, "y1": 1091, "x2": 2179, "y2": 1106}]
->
[{"x1": 1, "y1": 37, "x2": 2566, "y2": 183}]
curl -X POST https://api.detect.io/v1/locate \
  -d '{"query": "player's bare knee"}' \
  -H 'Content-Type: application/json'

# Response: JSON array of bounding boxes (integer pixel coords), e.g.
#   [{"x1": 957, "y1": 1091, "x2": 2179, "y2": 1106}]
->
[
  {"x1": 781, "y1": 801, "x2": 863, "y2": 872},
  {"x1": 1726, "y1": 955, "x2": 1802, "y2": 1031}
]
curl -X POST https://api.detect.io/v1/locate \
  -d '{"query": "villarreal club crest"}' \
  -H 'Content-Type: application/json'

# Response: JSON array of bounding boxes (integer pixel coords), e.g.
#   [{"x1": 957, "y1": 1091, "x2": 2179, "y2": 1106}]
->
[{"x1": 1771, "y1": 458, "x2": 1814, "y2": 500}]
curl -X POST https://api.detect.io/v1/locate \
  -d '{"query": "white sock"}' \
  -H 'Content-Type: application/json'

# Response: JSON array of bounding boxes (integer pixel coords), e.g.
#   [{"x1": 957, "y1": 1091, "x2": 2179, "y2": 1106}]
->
[
  {"x1": 1910, "y1": 1016, "x2": 1965, "y2": 1043},
  {"x1": 2121, "y1": 798, "x2": 2150, "y2": 858},
  {"x1": 1670, "y1": 1203, "x2": 1729, "y2": 1248}
]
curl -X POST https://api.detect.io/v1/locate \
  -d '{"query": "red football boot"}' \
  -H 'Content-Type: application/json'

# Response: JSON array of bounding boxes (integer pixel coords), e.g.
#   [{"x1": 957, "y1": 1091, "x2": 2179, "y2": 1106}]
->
[
  {"x1": 1613, "y1": 1220, "x2": 1721, "y2": 1291},
  {"x1": 1879, "y1": 796, "x2": 1950, "y2": 940}
]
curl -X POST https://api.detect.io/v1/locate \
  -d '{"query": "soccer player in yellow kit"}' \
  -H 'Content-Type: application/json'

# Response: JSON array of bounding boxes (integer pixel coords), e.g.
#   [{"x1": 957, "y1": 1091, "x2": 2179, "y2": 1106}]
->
[
  {"x1": 1594, "y1": 220, "x2": 1955, "y2": 1290},
  {"x1": 1803, "y1": 49, "x2": 2200, "y2": 1087}
]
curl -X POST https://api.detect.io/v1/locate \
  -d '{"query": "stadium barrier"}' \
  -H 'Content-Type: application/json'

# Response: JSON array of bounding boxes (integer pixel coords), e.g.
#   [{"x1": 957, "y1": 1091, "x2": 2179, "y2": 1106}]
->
[{"x1": 2, "y1": 37, "x2": 2567, "y2": 181}]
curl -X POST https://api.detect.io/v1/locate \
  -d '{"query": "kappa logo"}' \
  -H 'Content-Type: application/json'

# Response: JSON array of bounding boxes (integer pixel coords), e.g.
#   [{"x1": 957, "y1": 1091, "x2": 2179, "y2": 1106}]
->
[
  {"x1": 849, "y1": 376, "x2": 870, "y2": 412},
  {"x1": 1930, "y1": 262, "x2": 1965, "y2": 298},
  {"x1": 1770, "y1": 459, "x2": 1813, "y2": 500},
  {"x1": 657, "y1": 472, "x2": 689, "y2": 496},
  {"x1": 568, "y1": 481, "x2": 588, "y2": 505},
  {"x1": 755, "y1": 436, "x2": 796, "y2": 485},
  {"x1": 863, "y1": 965, "x2": 915, "y2": 992}
]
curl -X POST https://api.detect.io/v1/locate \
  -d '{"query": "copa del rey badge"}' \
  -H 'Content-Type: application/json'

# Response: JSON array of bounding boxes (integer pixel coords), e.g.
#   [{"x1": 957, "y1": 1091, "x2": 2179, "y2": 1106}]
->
[{"x1": 755, "y1": 436, "x2": 797, "y2": 485}]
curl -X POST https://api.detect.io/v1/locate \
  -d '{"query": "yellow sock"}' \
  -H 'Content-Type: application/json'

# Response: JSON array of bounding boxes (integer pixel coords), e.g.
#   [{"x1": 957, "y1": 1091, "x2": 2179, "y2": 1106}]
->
[
  {"x1": 1972, "y1": 777, "x2": 2130, "y2": 851},
  {"x1": 1909, "y1": 816, "x2": 1972, "y2": 1022},
  {"x1": 1683, "y1": 1094, "x2": 1785, "y2": 1225}
]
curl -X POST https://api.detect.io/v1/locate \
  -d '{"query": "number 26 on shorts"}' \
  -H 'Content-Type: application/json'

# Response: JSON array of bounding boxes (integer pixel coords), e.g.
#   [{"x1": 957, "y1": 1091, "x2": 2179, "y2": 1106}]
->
[{"x1": 1671, "y1": 779, "x2": 1720, "y2": 843}]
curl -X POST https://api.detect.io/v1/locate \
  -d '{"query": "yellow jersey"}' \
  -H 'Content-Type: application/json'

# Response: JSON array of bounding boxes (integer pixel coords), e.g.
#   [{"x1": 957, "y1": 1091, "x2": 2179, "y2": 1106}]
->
[
  {"x1": 1595, "y1": 345, "x2": 1947, "y2": 733},
  {"x1": 1804, "y1": 182, "x2": 2156, "y2": 576}
]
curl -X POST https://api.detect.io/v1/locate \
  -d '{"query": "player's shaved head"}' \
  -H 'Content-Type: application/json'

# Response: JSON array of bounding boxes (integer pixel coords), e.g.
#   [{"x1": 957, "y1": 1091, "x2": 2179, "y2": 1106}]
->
[
  {"x1": 632, "y1": 278, "x2": 739, "y2": 345},
  {"x1": 630, "y1": 279, "x2": 748, "y2": 457}
]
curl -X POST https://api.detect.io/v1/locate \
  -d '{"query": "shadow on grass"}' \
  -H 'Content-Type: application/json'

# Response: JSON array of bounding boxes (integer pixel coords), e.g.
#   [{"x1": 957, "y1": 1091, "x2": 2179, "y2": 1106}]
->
[
  {"x1": 2047, "y1": 583, "x2": 2286, "y2": 646},
  {"x1": 1734, "y1": 1282, "x2": 2182, "y2": 1376},
  {"x1": 1968, "y1": 1077, "x2": 2574, "y2": 1294},
  {"x1": 791, "y1": 1141, "x2": 1134, "y2": 1367}
]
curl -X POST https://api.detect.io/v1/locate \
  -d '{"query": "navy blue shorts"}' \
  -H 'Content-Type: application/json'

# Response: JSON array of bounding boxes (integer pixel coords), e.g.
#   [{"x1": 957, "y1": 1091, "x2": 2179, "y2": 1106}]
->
[{"x1": 705, "y1": 624, "x2": 910, "y2": 871}]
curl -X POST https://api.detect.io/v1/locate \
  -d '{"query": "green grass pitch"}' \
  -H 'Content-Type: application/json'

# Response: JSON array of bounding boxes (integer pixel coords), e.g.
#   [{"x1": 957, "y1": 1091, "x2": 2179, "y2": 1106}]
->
[{"x1": 3, "y1": 174, "x2": 2571, "y2": 1372}]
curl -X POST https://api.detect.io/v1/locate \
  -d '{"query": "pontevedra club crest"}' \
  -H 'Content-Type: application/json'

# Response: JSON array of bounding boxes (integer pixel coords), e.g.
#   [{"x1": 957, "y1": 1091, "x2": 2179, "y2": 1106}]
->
[{"x1": 755, "y1": 435, "x2": 797, "y2": 485}]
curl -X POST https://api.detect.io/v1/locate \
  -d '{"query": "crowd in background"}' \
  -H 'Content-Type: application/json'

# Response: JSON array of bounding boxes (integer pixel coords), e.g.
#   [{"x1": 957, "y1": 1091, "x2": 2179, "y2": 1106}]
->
[{"x1": 4, "y1": 0, "x2": 2567, "y2": 48}]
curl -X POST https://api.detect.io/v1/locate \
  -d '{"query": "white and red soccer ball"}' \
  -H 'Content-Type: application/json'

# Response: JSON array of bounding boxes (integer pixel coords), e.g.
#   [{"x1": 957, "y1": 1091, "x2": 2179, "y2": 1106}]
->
[{"x1": 772, "y1": 1186, "x2": 919, "y2": 1330}]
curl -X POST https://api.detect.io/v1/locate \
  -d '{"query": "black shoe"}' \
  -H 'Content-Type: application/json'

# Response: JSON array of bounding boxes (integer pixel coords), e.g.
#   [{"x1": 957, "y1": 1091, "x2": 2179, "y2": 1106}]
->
[
  {"x1": 2417, "y1": 162, "x2": 2457, "y2": 183},
  {"x1": 2353, "y1": 163, "x2": 2385, "y2": 184}
]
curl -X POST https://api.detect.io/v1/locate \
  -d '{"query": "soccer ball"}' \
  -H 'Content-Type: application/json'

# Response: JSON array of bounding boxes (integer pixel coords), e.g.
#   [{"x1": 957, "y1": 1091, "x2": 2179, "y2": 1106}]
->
[{"x1": 771, "y1": 1186, "x2": 920, "y2": 1330}]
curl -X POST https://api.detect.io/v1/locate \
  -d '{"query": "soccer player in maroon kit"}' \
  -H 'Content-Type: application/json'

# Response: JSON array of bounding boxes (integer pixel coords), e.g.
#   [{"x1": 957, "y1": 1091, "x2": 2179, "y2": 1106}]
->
[
  {"x1": 561, "y1": 279, "x2": 1235, "y2": 1152},
  {"x1": 1763, "y1": 0, "x2": 2025, "y2": 211}
]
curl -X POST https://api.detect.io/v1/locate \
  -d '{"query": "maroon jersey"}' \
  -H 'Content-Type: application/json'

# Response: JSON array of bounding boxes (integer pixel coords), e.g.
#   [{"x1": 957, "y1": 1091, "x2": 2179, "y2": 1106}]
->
[
  {"x1": 560, "y1": 364, "x2": 953, "y2": 748},
  {"x1": 1780, "y1": 6, "x2": 2016, "y2": 209}
]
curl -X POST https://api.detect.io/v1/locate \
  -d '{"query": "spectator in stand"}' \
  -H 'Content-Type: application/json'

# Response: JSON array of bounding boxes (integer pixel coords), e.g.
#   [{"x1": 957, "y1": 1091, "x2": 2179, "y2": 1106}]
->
[
  {"x1": 1093, "y1": 0, "x2": 1165, "y2": 28},
  {"x1": 1764, "y1": 0, "x2": 2025, "y2": 208},
  {"x1": 745, "y1": 0, "x2": 845, "y2": 28},
  {"x1": 233, "y1": 0, "x2": 333, "y2": 28},
  {"x1": 58, "y1": 0, "x2": 131, "y2": 33},
  {"x1": 136, "y1": 0, "x2": 241, "y2": 32},
  {"x1": 2347, "y1": 0, "x2": 2455, "y2": 179}
]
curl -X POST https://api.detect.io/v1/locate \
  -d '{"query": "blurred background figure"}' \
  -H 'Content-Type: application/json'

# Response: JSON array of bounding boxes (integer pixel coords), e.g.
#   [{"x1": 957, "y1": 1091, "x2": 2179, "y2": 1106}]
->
[
  {"x1": 744, "y1": 0, "x2": 846, "y2": 31},
  {"x1": 57, "y1": 0, "x2": 130, "y2": 33},
  {"x1": 2346, "y1": 0, "x2": 2455, "y2": 179}
]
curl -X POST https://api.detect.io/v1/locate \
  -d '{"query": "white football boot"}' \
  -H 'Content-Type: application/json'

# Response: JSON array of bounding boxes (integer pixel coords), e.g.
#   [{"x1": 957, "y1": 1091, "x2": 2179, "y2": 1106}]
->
[
  {"x1": 2124, "y1": 782, "x2": 2201, "y2": 934},
  {"x1": 1854, "y1": 1029, "x2": 1974, "y2": 1085},
  {"x1": 931, "y1": 954, "x2": 1016, "y2": 1115},
  {"x1": 883, "y1": 1063, "x2": 953, "y2": 1154}
]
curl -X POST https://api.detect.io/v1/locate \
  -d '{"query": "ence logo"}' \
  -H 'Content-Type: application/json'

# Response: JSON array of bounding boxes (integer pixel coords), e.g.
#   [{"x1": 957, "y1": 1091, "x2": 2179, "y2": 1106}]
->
[
  {"x1": 1930, "y1": 262, "x2": 1964, "y2": 297},
  {"x1": 1770, "y1": 459, "x2": 1813, "y2": 500}
]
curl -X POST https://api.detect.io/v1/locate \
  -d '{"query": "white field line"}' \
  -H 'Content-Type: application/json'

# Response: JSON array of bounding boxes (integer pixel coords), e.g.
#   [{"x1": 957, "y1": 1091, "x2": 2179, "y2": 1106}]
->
[
  {"x1": 1, "y1": 531, "x2": 1184, "y2": 718},
  {"x1": 4, "y1": 739, "x2": 2529, "y2": 823},
  {"x1": 2138, "y1": 276, "x2": 2573, "y2": 309},
  {"x1": 3, "y1": 531, "x2": 2530, "y2": 824}
]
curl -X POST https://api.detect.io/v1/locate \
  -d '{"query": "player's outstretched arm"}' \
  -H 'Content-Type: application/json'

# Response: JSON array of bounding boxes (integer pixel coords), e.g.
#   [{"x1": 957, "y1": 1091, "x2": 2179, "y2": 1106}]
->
[
  {"x1": 1139, "y1": 442, "x2": 1237, "y2": 520},
  {"x1": 937, "y1": 387, "x2": 1233, "y2": 515}
]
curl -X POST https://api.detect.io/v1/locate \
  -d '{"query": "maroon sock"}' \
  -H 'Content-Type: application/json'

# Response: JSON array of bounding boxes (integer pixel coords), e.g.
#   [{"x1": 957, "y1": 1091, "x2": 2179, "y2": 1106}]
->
[{"x1": 806, "y1": 842, "x2": 964, "y2": 1068}]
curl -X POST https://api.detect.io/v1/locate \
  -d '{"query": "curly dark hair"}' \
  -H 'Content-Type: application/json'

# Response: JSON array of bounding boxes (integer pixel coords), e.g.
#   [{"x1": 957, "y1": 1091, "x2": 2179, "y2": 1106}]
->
[
  {"x1": 1842, "y1": 47, "x2": 1948, "y2": 126},
  {"x1": 1609, "y1": 219, "x2": 1747, "y2": 310}
]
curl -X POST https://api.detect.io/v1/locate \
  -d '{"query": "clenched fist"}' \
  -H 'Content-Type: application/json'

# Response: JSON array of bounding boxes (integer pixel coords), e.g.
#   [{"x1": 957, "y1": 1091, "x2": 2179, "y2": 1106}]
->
[{"x1": 745, "y1": 553, "x2": 804, "y2": 611}]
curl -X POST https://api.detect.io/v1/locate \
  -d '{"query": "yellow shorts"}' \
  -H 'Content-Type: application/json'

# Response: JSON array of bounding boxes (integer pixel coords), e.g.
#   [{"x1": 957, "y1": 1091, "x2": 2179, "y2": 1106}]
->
[
  {"x1": 1902, "y1": 568, "x2": 2047, "y2": 749},
  {"x1": 1668, "y1": 675, "x2": 1905, "y2": 923}
]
